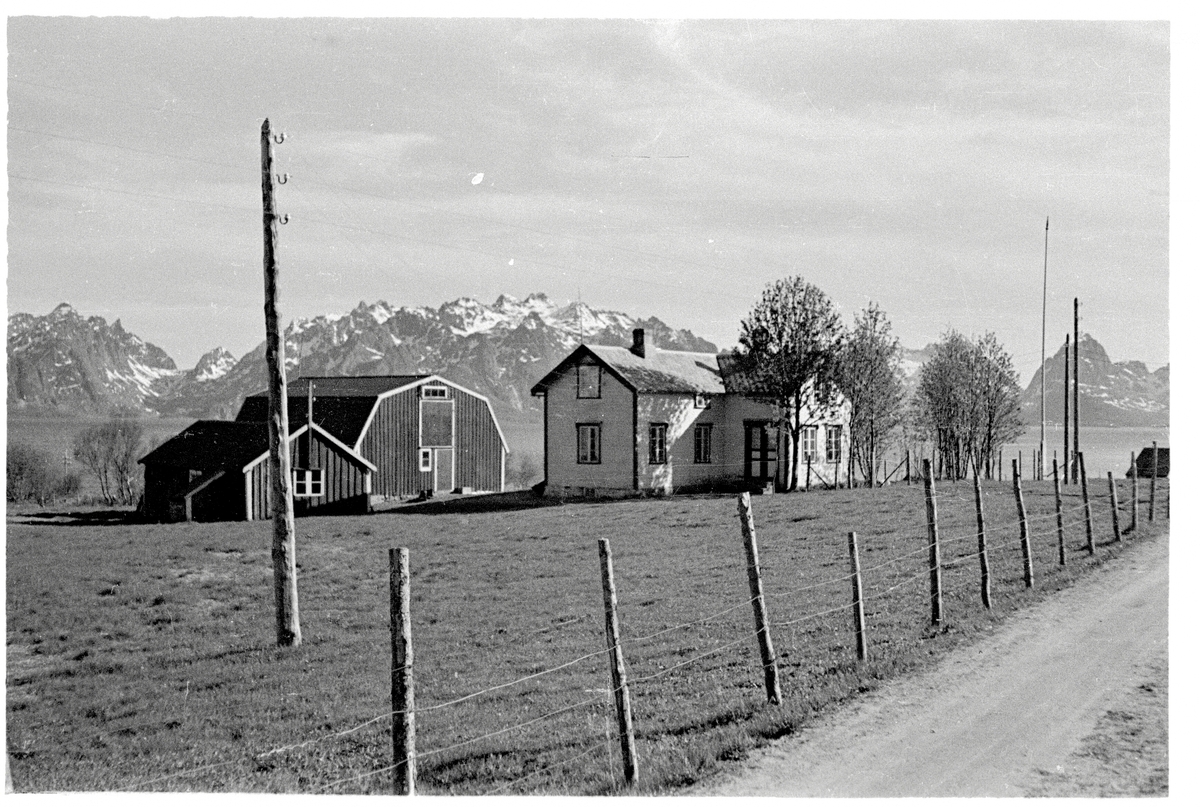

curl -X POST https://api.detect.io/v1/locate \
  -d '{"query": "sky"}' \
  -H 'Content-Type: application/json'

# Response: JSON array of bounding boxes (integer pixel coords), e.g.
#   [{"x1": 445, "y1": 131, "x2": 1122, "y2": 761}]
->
[{"x1": 5, "y1": 10, "x2": 1177, "y2": 384}]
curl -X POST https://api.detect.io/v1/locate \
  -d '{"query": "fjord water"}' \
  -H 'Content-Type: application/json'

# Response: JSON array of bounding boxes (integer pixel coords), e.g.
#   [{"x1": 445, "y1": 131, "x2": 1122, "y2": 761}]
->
[{"x1": 1003, "y1": 425, "x2": 1169, "y2": 477}]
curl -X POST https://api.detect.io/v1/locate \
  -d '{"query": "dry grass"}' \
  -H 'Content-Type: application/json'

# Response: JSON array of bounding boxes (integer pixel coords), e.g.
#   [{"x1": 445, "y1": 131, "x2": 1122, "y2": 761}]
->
[{"x1": 5, "y1": 477, "x2": 1168, "y2": 794}]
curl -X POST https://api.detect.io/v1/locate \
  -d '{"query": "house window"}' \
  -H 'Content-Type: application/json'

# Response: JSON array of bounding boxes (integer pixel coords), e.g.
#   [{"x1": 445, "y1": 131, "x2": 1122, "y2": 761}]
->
[
  {"x1": 825, "y1": 425, "x2": 843, "y2": 463},
  {"x1": 802, "y1": 427, "x2": 819, "y2": 462},
  {"x1": 293, "y1": 468, "x2": 325, "y2": 498},
  {"x1": 694, "y1": 424, "x2": 713, "y2": 464},
  {"x1": 577, "y1": 423, "x2": 601, "y2": 464},
  {"x1": 649, "y1": 423, "x2": 667, "y2": 465},
  {"x1": 694, "y1": 393, "x2": 711, "y2": 409},
  {"x1": 419, "y1": 448, "x2": 433, "y2": 472},
  {"x1": 422, "y1": 385, "x2": 449, "y2": 398},
  {"x1": 577, "y1": 364, "x2": 601, "y2": 398}
]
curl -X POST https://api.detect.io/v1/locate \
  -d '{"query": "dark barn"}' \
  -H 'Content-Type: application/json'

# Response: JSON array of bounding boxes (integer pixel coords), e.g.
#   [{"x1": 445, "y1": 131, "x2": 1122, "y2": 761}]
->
[
  {"x1": 140, "y1": 420, "x2": 375, "y2": 522},
  {"x1": 237, "y1": 375, "x2": 509, "y2": 499}
]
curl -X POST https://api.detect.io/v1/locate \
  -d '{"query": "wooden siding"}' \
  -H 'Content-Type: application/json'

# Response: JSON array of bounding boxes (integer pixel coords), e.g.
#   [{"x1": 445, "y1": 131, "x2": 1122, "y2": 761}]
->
[
  {"x1": 359, "y1": 384, "x2": 505, "y2": 496},
  {"x1": 545, "y1": 362, "x2": 635, "y2": 492},
  {"x1": 247, "y1": 432, "x2": 370, "y2": 519}
]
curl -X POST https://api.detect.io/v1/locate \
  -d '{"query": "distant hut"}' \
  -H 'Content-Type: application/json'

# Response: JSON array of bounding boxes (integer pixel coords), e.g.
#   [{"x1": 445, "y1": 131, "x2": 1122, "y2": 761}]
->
[{"x1": 1127, "y1": 446, "x2": 1170, "y2": 479}]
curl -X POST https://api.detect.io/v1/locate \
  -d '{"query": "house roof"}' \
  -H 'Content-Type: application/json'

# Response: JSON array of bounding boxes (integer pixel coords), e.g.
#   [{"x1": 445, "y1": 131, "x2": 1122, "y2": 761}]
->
[
  {"x1": 531, "y1": 345, "x2": 726, "y2": 396},
  {"x1": 139, "y1": 420, "x2": 283, "y2": 469}
]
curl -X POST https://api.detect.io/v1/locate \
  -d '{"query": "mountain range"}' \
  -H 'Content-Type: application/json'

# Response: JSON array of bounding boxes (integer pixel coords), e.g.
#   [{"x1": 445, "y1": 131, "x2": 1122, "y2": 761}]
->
[{"x1": 7, "y1": 298, "x2": 1168, "y2": 459}]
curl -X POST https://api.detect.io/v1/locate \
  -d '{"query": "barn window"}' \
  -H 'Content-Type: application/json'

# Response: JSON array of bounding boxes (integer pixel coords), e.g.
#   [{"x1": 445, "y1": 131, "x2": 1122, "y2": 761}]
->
[
  {"x1": 694, "y1": 424, "x2": 713, "y2": 464},
  {"x1": 419, "y1": 448, "x2": 432, "y2": 472},
  {"x1": 422, "y1": 385, "x2": 449, "y2": 398},
  {"x1": 802, "y1": 427, "x2": 819, "y2": 462},
  {"x1": 293, "y1": 468, "x2": 324, "y2": 498},
  {"x1": 577, "y1": 364, "x2": 601, "y2": 398},
  {"x1": 577, "y1": 423, "x2": 601, "y2": 464},
  {"x1": 825, "y1": 425, "x2": 843, "y2": 463},
  {"x1": 649, "y1": 423, "x2": 667, "y2": 465}
]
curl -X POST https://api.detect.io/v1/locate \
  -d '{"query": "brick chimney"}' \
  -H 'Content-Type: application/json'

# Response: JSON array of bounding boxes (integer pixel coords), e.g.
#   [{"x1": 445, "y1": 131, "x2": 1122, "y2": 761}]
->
[{"x1": 631, "y1": 328, "x2": 655, "y2": 359}]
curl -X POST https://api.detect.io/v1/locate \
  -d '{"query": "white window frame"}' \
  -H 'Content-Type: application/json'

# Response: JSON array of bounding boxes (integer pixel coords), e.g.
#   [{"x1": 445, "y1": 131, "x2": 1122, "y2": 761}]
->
[
  {"x1": 422, "y1": 385, "x2": 449, "y2": 399},
  {"x1": 577, "y1": 423, "x2": 601, "y2": 464},
  {"x1": 694, "y1": 423, "x2": 713, "y2": 464},
  {"x1": 419, "y1": 447, "x2": 433, "y2": 472},
  {"x1": 694, "y1": 393, "x2": 711, "y2": 410},
  {"x1": 576, "y1": 364, "x2": 601, "y2": 399},
  {"x1": 293, "y1": 468, "x2": 325, "y2": 498},
  {"x1": 825, "y1": 425, "x2": 843, "y2": 464},
  {"x1": 648, "y1": 423, "x2": 667, "y2": 465},
  {"x1": 802, "y1": 426, "x2": 819, "y2": 462}
]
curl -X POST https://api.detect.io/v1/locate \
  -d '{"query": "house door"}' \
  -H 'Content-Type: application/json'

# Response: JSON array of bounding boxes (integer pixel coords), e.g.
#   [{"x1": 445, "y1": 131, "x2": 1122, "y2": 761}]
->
[
  {"x1": 744, "y1": 422, "x2": 777, "y2": 483},
  {"x1": 433, "y1": 448, "x2": 454, "y2": 493}
]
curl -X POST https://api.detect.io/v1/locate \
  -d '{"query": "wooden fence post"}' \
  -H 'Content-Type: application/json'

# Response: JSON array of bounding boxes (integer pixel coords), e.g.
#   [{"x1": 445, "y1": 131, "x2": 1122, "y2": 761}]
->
[
  {"x1": 1149, "y1": 441, "x2": 1158, "y2": 521},
  {"x1": 597, "y1": 539, "x2": 639, "y2": 786},
  {"x1": 389, "y1": 548, "x2": 416, "y2": 796},
  {"x1": 1079, "y1": 453, "x2": 1095, "y2": 555},
  {"x1": 737, "y1": 494, "x2": 783, "y2": 704},
  {"x1": 972, "y1": 465, "x2": 991, "y2": 609},
  {"x1": 1108, "y1": 472, "x2": 1122, "y2": 543},
  {"x1": 1130, "y1": 451, "x2": 1139, "y2": 533},
  {"x1": 847, "y1": 531, "x2": 867, "y2": 660},
  {"x1": 1012, "y1": 460, "x2": 1033, "y2": 589},
  {"x1": 922, "y1": 460, "x2": 943, "y2": 626},
  {"x1": 805, "y1": 456, "x2": 812, "y2": 492},
  {"x1": 1053, "y1": 458, "x2": 1066, "y2": 566}
]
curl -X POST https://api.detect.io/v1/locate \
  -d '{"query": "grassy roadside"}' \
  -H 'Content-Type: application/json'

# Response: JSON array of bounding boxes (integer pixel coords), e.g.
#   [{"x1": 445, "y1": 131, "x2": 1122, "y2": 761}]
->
[{"x1": 6, "y1": 478, "x2": 1169, "y2": 794}]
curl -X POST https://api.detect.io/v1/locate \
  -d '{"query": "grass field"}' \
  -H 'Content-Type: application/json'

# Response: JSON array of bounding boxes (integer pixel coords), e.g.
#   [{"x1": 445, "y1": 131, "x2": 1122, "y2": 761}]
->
[{"x1": 5, "y1": 477, "x2": 1168, "y2": 794}]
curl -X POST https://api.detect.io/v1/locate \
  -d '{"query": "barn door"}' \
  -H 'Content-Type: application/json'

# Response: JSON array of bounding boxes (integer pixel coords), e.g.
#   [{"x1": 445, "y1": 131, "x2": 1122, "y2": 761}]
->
[{"x1": 433, "y1": 448, "x2": 454, "y2": 492}]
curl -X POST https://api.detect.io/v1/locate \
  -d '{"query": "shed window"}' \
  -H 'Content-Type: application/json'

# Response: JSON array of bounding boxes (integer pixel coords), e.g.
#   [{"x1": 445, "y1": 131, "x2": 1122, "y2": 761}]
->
[
  {"x1": 577, "y1": 423, "x2": 601, "y2": 464},
  {"x1": 419, "y1": 448, "x2": 432, "y2": 472},
  {"x1": 825, "y1": 425, "x2": 843, "y2": 463},
  {"x1": 293, "y1": 468, "x2": 324, "y2": 498},
  {"x1": 694, "y1": 424, "x2": 713, "y2": 464},
  {"x1": 577, "y1": 364, "x2": 601, "y2": 398},
  {"x1": 649, "y1": 423, "x2": 667, "y2": 465}
]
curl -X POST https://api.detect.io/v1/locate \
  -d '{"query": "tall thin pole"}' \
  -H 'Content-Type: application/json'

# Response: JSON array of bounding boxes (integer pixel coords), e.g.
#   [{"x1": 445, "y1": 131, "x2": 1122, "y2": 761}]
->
[
  {"x1": 1072, "y1": 298, "x2": 1081, "y2": 485},
  {"x1": 261, "y1": 118, "x2": 301, "y2": 647},
  {"x1": 1063, "y1": 334, "x2": 1070, "y2": 485},
  {"x1": 390, "y1": 548, "x2": 416, "y2": 795},
  {"x1": 1040, "y1": 217, "x2": 1049, "y2": 481}
]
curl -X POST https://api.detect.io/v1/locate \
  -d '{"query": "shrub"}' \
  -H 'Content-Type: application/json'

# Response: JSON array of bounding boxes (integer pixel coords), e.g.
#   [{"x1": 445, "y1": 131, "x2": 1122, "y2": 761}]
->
[{"x1": 7, "y1": 442, "x2": 76, "y2": 505}]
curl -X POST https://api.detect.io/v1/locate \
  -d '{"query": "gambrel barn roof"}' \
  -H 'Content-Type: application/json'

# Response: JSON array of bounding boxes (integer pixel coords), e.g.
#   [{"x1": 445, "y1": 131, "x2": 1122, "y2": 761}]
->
[{"x1": 237, "y1": 374, "x2": 509, "y2": 453}]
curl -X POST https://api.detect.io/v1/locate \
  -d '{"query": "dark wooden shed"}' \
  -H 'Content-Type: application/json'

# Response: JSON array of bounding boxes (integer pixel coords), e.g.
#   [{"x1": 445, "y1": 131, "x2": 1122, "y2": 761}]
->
[
  {"x1": 1127, "y1": 446, "x2": 1170, "y2": 479},
  {"x1": 140, "y1": 420, "x2": 376, "y2": 522}
]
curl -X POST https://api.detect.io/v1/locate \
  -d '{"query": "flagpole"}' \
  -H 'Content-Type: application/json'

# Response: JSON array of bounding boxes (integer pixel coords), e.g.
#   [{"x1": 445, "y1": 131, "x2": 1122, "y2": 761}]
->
[{"x1": 1040, "y1": 216, "x2": 1049, "y2": 480}]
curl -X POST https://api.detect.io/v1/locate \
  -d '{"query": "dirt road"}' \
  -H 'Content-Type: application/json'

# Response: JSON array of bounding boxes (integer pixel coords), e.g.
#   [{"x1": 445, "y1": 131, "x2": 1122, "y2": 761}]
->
[{"x1": 699, "y1": 532, "x2": 1169, "y2": 797}]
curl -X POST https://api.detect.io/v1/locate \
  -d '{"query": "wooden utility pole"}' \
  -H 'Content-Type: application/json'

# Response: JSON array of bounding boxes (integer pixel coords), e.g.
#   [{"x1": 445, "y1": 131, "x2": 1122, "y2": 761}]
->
[
  {"x1": 1072, "y1": 299, "x2": 1081, "y2": 484},
  {"x1": 261, "y1": 118, "x2": 301, "y2": 647},
  {"x1": 390, "y1": 548, "x2": 416, "y2": 796},
  {"x1": 1063, "y1": 334, "x2": 1070, "y2": 486},
  {"x1": 1040, "y1": 216, "x2": 1049, "y2": 482}
]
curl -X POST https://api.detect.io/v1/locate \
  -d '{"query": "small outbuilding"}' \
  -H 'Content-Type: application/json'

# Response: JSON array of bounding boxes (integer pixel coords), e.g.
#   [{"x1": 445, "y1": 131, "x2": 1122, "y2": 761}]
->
[
  {"x1": 1126, "y1": 446, "x2": 1169, "y2": 479},
  {"x1": 139, "y1": 419, "x2": 375, "y2": 522}
]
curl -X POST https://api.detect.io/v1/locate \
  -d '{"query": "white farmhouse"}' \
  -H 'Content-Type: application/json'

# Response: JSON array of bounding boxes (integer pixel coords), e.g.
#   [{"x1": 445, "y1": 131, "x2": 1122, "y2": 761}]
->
[{"x1": 531, "y1": 329, "x2": 850, "y2": 496}]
